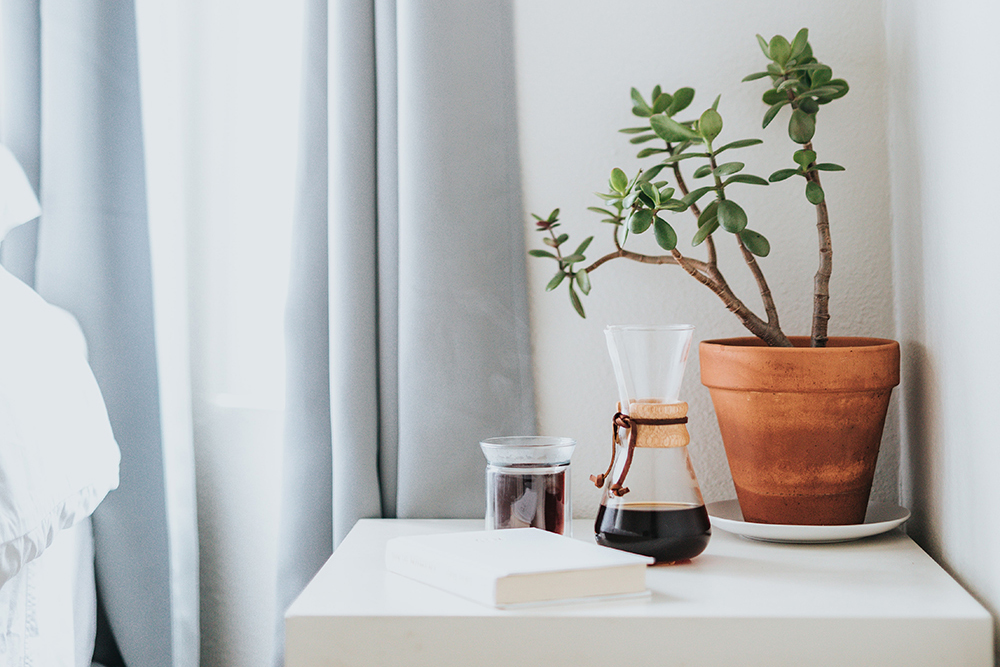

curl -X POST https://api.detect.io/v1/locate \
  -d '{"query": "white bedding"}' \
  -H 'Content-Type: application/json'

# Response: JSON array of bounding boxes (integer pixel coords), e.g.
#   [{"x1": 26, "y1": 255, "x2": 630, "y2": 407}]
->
[
  {"x1": 0, "y1": 517, "x2": 96, "y2": 667},
  {"x1": 0, "y1": 144, "x2": 119, "y2": 666}
]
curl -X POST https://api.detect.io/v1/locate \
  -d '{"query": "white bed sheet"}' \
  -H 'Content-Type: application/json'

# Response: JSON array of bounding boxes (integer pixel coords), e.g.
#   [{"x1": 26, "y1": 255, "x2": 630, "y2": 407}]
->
[
  {"x1": 0, "y1": 516, "x2": 96, "y2": 667},
  {"x1": 0, "y1": 143, "x2": 117, "y2": 667}
]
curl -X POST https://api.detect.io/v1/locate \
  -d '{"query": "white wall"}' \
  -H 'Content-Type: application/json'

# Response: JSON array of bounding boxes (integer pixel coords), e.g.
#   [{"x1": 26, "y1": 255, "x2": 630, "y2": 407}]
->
[
  {"x1": 514, "y1": 0, "x2": 897, "y2": 519},
  {"x1": 885, "y1": 0, "x2": 1000, "y2": 656}
]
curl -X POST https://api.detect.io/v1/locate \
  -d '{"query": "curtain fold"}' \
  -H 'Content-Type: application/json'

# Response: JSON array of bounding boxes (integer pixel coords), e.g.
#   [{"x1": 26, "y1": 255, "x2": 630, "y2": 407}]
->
[
  {"x1": 0, "y1": 0, "x2": 40, "y2": 285},
  {"x1": 277, "y1": 0, "x2": 535, "y2": 657},
  {"x1": 274, "y1": 0, "x2": 332, "y2": 654},
  {"x1": 1, "y1": 1, "x2": 200, "y2": 665}
]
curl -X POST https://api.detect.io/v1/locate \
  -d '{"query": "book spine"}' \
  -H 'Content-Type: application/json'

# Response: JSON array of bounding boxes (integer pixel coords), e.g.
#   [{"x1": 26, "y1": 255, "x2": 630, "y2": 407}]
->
[{"x1": 385, "y1": 541, "x2": 497, "y2": 606}]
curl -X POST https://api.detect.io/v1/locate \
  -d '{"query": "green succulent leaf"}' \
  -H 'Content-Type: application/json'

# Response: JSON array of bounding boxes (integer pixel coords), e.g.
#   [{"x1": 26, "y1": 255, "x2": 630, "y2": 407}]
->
[
  {"x1": 805, "y1": 180, "x2": 825, "y2": 204},
  {"x1": 813, "y1": 162, "x2": 845, "y2": 171},
  {"x1": 629, "y1": 209, "x2": 654, "y2": 234},
  {"x1": 569, "y1": 284, "x2": 585, "y2": 318},
  {"x1": 798, "y1": 86, "x2": 840, "y2": 101},
  {"x1": 555, "y1": 233, "x2": 569, "y2": 245},
  {"x1": 636, "y1": 147, "x2": 669, "y2": 158},
  {"x1": 769, "y1": 168, "x2": 800, "y2": 182},
  {"x1": 777, "y1": 78, "x2": 802, "y2": 94},
  {"x1": 693, "y1": 163, "x2": 713, "y2": 179},
  {"x1": 640, "y1": 164, "x2": 667, "y2": 181},
  {"x1": 762, "y1": 88, "x2": 786, "y2": 106},
  {"x1": 650, "y1": 114, "x2": 701, "y2": 143},
  {"x1": 610, "y1": 168, "x2": 629, "y2": 194},
  {"x1": 711, "y1": 94, "x2": 721, "y2": 111},
  {"x1": 739, "y1": 229, "x2": 771, "y2": 257},
  {"x1": 822, "y1": 79, "x2": 850, "y2": 100},
  {"x1": 790, "y1": 62, "x2": 828, "y2": 72},
  {"x1": 639, "y1": 181, "x2": 659, "y2": 206},
  {"x1": 672, "y1": 140, "x2": 695, "y2": 154},
  {"x1": 811, "y1": 66, "x2": 833, "y2": 87},
  {"x1": 724, "y1": 174, "x2": 769, "y2": 186},
  {"x1": 692, "y1": 217, "x2": 719, "y2": 246},
  {"x1": 762, "y1": 101, "x2": 788, "y2": 129},
  {"x1": 548, "y1": 208, "x2": 560, "y2": 221},
  {"x1": 716, "y1": 138, "x2": 763, "y2": 153},
  {"x1": 681, "y1": 186, "x2": 715, "y2": 206},
  {"x1": 631, "y1": 87, "x2": 653, "y2": 117},
  {"x1": 667, "y1": 87, "x2": 695, "y2": 115},
  {"x1": 542, "y1": 237, "x2": 557, "y2": 247},
  {"x1": 651, "y1": 92, "x2": 672, "y2": 114},
  {"x1": 576, "y1": 269, "x2": 591, "y2": 295},
  {"x1": 561, "y1": 253, "x2": 585, "y2": 264},
  {"x1": 660, "y1": 152, "x2": 710, "y2": 165},
  {"x1": 574, "y1": 236, "x2": 594, "y2": 256},
  {"x1": 619, "y1": 127, "x2": 651, "y2": 134},
  {"x1": 755, "y1": 34, "x2": 771, "y2": 59},
  {"x1": 769, "y1": 35, "x2": 791, "y2": 64},
  {"x1": 799, "y1": 98, "x2": 820, "y2": 115},
  {"x1": 742, "y1": 71, "x2": 770, "y2": 82},
  {"x1": 789, "y1": 28, "x2": 809, "y2": 60},
  {"x1": 788, "y1": 109, "x2": 816, "y2": 143},
  {"x1": 714, "y1": 161, "x2": 745, "y2": 177},
  {"x1": 652, "y1": 217, "x2": 678, "y2": 251},
  {"x1": 717, "y1": 199, "x2": 748, "y2": 233},
  {"x1": 529, "y1": 249, "x2": 557, "y2": 259},
  {"x1": 629, "y1": 134, "x2": 660, "y2": 144},
  {"x1": 546, "y1": 271, "x2": 566, "y2": 291},
  {"x1": 587, "y1": 206, "x2": 617, "y2": 217},
  {"x1": 698, "y1": 200, "x2": 719, "y2": 227},
  {"x1": 793, "y1": 149, "x2": 817, "y2": 167}
]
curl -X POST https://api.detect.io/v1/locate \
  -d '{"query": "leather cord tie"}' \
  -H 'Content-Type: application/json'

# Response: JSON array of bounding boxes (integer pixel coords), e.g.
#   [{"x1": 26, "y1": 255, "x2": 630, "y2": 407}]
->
[{"x1": 590, "y1": 411, "x2": 689, "y2": 497}]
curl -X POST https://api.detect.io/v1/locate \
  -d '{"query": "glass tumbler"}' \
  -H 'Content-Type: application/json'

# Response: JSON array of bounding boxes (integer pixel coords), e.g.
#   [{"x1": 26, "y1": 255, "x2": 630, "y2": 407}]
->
[{"x1": 480, "y1": 436, "x2": 575, "y2": 536}]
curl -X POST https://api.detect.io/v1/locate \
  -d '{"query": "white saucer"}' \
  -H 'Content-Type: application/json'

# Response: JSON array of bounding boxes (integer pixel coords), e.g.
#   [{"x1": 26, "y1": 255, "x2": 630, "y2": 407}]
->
[{"x1": 706, "y1": 499, "x2": 910, "y2": 544}]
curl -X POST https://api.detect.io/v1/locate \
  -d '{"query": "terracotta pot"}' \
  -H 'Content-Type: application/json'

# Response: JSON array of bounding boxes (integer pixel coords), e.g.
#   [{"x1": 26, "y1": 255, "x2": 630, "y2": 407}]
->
[{"x1": 700, "y1": 337, "x2": 900, "y2": 525}]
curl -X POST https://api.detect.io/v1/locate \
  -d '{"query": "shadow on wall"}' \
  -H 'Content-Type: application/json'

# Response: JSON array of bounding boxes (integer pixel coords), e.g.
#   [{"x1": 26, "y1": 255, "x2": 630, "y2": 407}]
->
[{"x1": 886, "y1": 0, "x2": 929, "y2": 546}]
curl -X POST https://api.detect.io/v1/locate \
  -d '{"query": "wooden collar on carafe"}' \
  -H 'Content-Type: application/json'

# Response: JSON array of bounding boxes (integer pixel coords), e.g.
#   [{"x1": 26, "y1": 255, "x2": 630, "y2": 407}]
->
[{"x1": 590, "y1": 401, "x2": 690, "y2": 497}]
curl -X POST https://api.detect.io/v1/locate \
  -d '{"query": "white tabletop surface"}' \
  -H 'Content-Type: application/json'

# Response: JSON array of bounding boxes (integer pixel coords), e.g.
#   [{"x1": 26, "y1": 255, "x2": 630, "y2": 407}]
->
[{"x1": 285, "y1": 518, "x2": 992, "y2": 667}]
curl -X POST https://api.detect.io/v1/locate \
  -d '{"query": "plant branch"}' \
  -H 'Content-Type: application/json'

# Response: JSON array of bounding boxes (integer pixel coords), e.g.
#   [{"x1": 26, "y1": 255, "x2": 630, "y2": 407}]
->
[
  {"x1": 585, "y1": 247, "x2": 709, "y2": 274},
  {"x1": 737, "y1": 235, "x2": 781, "y2": 328},
  {"x1": 805, "y1": 141, "x2": 832, "y2": 347},
  {"x1": 668, "y1": 153, "x2": 717, "y2": 270},
  {"x1": 672, "y1": 246, "x2": 791, "y2": 347},
  {"x1": 706, "y1": 143, "x2": 787, "y2": 344}
]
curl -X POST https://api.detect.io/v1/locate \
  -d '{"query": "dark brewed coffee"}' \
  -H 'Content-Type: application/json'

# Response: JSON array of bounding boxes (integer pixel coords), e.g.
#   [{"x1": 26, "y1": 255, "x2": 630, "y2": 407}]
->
[
  {"x1": 595, "y1": 501, "x2": 711, "y2": 563},
  {"x1": 489, "y1": 467, "x2": 566, "y2": 534}
]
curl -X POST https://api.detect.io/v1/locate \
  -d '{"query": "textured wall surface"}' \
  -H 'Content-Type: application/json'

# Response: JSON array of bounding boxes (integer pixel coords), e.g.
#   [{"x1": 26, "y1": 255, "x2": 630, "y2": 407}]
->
[
  {"x1": 886, "y1": 0, "x2": 1000, "y2": 658},
  {"x1": 514, "y1": 0, "x2": 897, "y2": 519}
]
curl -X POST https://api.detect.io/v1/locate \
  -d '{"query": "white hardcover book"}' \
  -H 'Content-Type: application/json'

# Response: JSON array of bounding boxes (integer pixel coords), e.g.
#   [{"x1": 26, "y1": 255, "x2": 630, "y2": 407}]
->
[{"x1": 384, "y1": 528, "x2": 653, "y2": 608}]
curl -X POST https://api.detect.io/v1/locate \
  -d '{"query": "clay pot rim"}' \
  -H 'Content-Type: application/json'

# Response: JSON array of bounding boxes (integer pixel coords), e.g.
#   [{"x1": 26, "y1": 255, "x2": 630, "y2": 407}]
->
[
  {"x1": 701, "y1": 335, "x2": 898, "y2": 351},
  {"x1": 699, "y1": 336, "x2": 900, "y2": 392}
]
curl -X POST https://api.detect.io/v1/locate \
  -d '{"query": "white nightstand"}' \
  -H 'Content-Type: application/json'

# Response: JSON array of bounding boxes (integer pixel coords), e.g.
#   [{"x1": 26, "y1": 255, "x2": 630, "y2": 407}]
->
[{"x1": 285, "y1": 518, "x2": 992, "y2": 667}]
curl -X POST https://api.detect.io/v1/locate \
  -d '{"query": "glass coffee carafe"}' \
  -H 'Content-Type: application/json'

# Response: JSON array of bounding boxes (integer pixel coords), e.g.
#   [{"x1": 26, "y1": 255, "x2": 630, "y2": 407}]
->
[{"x1": 592, "y1": 324, "x2": 711, "y2": 563}]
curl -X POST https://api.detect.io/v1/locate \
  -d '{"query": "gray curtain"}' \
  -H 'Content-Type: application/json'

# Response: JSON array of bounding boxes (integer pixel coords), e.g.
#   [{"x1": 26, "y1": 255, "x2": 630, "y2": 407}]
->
[
  {"x1": 0, "y1": 1, "x2": 199, "y2": 666},
  {"x1": 276, "y1": 0, "x2": 535, "y2": 656}
]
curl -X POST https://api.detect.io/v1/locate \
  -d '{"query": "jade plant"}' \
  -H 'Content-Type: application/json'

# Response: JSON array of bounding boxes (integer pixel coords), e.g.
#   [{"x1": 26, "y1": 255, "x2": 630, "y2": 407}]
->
[{"x1": 529, "y1": 29, "x2": 848, "y2": 348}]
